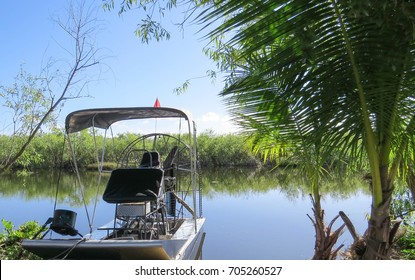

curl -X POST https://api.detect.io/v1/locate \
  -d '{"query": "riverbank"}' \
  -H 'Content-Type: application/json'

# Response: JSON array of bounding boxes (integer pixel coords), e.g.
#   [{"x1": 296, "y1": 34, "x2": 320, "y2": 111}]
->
[{"x1": 1, "y1": 131, "x2": 271, "y2": 171}]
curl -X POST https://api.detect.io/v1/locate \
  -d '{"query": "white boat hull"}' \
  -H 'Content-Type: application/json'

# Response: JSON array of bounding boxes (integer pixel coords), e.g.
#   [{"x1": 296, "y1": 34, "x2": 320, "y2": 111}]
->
[{"x1": 22, "y1": 218, "x2": 205, "y2": 260}]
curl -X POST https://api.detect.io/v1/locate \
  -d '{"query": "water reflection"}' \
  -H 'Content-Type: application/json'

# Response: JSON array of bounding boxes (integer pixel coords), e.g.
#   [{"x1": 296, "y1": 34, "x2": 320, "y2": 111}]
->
[
  {"x1": 0, "y1": 168, "x2": 370, "y2": 202},
  {"x1": 0, "y1": 171, "x2": 104, "y2": 205},
  {"x1": 0, "y1": 168, "x2": 371, "y2": 259},
  {"x1": 202, "y1": 167, "x2": 370, "y2": 197}
]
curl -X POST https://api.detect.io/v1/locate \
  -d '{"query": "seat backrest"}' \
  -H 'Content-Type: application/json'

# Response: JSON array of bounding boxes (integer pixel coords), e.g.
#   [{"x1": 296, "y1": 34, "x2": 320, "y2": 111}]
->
[
  {"x1": 139, "y1": 151, "x2": 160, "y2": 168},
  {"x1": 164, "y1": 146, "x2": 178, "y2": 168},
  {"x1": 103, "y1": 168, "x2": 163, "y2": 203}
]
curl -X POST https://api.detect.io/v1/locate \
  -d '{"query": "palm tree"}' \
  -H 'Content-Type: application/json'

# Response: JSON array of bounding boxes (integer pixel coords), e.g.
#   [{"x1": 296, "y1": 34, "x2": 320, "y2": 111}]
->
[
  {"x1": 200, "y1": 0, "x2": 415, "y2": 259},
  {"x1": 245, "y1": 106, "x2": 347, "y2": 259}
]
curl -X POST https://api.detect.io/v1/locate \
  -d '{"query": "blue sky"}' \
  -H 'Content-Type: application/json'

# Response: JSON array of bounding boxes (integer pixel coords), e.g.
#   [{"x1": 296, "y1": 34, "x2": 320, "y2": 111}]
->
[{"x1": 0, "y1": 1, "x2": 238, "y2": 134}]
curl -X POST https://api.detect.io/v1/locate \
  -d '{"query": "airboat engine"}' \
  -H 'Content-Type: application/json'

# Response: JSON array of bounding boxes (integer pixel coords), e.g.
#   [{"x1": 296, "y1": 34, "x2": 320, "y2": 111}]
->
[{"x1": 50, "y1": 209, "x2": 79, "y2": 236}]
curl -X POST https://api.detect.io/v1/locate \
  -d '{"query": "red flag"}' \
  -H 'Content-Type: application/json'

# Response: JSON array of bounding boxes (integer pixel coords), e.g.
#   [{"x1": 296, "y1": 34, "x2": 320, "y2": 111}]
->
[{"x1": 154, "y1": 98, "x2": 160, "y2": 108}]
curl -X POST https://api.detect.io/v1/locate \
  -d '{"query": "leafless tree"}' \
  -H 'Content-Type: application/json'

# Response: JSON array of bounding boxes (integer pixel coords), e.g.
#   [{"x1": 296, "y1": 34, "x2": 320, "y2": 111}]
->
[{"x1": 0, "y1": 1, "x2": 105, "y2": 172}]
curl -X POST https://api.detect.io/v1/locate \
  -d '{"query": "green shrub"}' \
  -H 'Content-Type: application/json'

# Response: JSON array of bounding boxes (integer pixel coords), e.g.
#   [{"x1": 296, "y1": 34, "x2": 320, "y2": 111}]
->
[
  {"x1": 0, "y1": 219, "x2": 45, "y2": 260},
  {"x1": 396, "y1": 226, "x2": 415, "y2": 260},
  {"x1": 391, "y1": 188, "x2": 415, "y2": 259},
  {"x1": 1, "y1": 130, "x2": 263, "y2": 170}
]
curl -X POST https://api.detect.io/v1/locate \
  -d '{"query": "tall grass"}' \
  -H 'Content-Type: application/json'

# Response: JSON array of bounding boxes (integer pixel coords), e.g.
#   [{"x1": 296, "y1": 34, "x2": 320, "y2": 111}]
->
[{"x1": 0, "y1": 130, "x2": 261, "y2": 170}]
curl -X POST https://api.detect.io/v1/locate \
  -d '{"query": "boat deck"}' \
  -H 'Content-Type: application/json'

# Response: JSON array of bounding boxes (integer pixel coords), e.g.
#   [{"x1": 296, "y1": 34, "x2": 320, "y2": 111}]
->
[{"x1": 22, "y1": 218, "x2": 205, "y2": 260}]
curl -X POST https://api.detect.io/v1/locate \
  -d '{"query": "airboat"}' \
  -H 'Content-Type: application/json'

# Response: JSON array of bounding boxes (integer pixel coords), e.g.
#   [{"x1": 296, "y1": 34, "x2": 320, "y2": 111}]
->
[{"x1": 22, "y1": 106, "x2": 205, "y2": 260}]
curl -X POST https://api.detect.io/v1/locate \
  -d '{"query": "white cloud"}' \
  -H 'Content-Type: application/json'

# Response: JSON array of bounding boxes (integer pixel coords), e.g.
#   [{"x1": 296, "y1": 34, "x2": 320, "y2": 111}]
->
[
  {"x1": 197, "y1": 112, "x2": 240, "y2": 134},
  {"x1": 202, "y1": 112, "x2": 221, "y2": 122}
]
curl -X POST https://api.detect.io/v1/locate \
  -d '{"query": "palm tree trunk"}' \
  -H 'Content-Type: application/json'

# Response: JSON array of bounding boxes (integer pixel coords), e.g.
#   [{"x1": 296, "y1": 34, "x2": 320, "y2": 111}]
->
[
  {"x1": 308, "y1": 195, "x2": 345, "y2": 260},
  {"x1": 406, "y1": 171, "x2": 415, "y2": 204},
  {"x1": 362, "y1": 180, "x2": 399, "y2": 259},
  {"x1": 363, "y1": 203, "x2": 392, "y2": 259}
]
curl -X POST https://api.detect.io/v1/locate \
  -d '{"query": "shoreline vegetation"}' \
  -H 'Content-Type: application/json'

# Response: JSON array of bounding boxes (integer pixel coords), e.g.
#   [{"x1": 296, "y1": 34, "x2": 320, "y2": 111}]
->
[{"x1": 0, "y1": 130, "x2": 273, "y2": 172}]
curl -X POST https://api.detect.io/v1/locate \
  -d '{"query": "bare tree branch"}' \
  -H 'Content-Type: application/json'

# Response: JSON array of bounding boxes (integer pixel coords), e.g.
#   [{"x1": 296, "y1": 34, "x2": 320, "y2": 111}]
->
[{"x1": 0, "y1": 1, "x2": 105, "y2": 172}]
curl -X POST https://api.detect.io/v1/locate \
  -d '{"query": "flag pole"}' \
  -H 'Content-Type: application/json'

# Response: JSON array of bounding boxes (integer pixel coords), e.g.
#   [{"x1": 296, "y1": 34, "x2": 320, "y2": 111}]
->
[{"x1": 154, "y1": 98, "x2": 160, "y2": 134}]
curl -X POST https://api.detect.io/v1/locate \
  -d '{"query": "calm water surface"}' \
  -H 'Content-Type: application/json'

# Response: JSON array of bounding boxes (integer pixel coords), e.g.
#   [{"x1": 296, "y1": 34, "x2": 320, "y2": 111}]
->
[{"x1": 0, "y1": 168, "x2": 371, "y2": 259}]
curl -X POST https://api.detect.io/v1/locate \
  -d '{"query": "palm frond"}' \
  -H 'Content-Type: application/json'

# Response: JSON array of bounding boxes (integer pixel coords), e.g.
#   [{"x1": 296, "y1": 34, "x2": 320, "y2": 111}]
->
[{"x1": 199, "y1": 0, "x2": 415, "y2": 178}]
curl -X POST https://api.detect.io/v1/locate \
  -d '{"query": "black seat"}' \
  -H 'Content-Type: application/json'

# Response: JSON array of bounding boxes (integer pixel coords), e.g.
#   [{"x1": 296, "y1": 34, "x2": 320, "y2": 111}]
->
[
  {"x1": 103, "y1": 168, "x2": 163, "y2": 203},
  {"x1": 139, "y1": 151, "x2": 160, "y2": 168}
]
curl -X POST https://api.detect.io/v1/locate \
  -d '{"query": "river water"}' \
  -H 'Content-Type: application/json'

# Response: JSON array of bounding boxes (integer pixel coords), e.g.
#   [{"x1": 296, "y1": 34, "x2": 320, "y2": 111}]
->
[{"x1": 0, "y1": 168, "x2": 371, "y2": 259}]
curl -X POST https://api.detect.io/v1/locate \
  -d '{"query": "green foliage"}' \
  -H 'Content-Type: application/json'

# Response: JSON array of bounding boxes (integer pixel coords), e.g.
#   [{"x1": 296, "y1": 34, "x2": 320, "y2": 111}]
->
[
  {"x1": 173, "y1": 80, "x2": 190, "y2": 95},
  {"x1": 0, "y1": 66, "x2": 56, "y2": 170},
  {"x1": 102, "y1": 0, "x2": 183, "y2": 43},
  {"x1": 0, "y1": 130, "x2": 262, "y2": 170},
  {"x1": 0, "y1": 2, "x2": 104, "y2": 172},
  {"x1": 391, "y1": 188, "x2": 415, "y2": 223},
  {"x1": 389, "y1": 186, "x2": 415, "y2": 259},
  {"x1": 0, "y1": 65, "x2": 55, "y2": 136},
  {"x1": 0, "y1": 219, "x2": 44, "y2": 260},
  {"x1": 197, "y1": 130, "x2": 258, "y2": 167},
  {"x1": 396, "y1": 222, "x2": 415, "y2": 260},
  {"x1": 197, "y1": 0, "x2": 415, "y2": 258}
]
